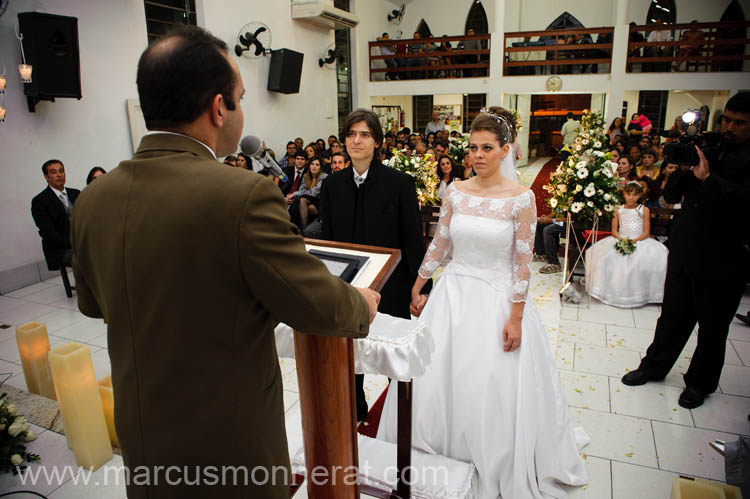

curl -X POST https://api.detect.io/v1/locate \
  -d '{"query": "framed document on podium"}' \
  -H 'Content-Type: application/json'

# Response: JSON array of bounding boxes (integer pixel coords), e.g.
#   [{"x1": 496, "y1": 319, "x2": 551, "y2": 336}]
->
[{"x1": 308, "y1": 249, "x2": 370, "y2": 283}]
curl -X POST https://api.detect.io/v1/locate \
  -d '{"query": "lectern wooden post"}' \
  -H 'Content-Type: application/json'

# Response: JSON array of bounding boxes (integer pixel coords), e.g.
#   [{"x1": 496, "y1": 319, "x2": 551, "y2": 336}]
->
[{"x1": 294, "y1": 240, "x2": 401, "y2": 499}]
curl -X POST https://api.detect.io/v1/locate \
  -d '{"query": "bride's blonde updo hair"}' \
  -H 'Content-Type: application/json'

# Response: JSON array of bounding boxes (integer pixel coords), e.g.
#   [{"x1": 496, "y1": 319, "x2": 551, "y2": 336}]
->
[{"x1": 470, "y1": 106, "x2": 518, "y2": 146}]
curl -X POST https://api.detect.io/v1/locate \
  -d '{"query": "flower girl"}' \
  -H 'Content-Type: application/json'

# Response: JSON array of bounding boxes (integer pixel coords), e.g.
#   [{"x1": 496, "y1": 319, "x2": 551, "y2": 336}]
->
[{"x1": 585, "y1": 181, "x2": 668, "y2": 307}]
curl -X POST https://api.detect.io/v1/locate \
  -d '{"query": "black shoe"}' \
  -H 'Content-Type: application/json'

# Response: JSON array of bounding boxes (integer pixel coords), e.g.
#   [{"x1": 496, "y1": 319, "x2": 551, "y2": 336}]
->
[
  {"x1": 679, "y1": 386, "x2": 707, "y2": 409},
  {"x1": 621, "y1": 369, "x2": 661, "y2": 386},
  {"x1": 735, "y1": 312, "x2": 750, "y2": 326},
  {"x1": 356, "y1": 400, "x2": 369, "y2": 423}
]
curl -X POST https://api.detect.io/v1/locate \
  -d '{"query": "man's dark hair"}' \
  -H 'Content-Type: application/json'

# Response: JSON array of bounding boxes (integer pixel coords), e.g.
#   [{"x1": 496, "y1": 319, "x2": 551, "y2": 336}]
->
[
  {"x1": 340, "y1": 108, "x2": 384, "y2": 148},
  {"x1": 567, "y1": 112, "x2": 574, "y2": 119},
  {"x1": 42, "y1": 159, "x2": 63, "y2": 175},
  {"x1": 382, "y1": 32, "x2": 388, "y2": 37},
  {"x1": 642, "y1": 147, "x2": 657, "y2": 158},
  {"x1": 286, "y1": 141, "x2": 296, "y2": 147},
  {"x1": 385, "y1": 132, "x2": 395, "y2": 139},
  {"x1": 136, "y1": 26, "x2": 236, "y2": 130},
  {"x1": 725, "y1": 92, "x2": 750, "y2": 115},
  {"x1": 294, "y1": 150, "x2": 308, "y2": 159},
  {"x1": 436, "y1": 140, "x2": 449, "y2": 150},
  {"x1": 401, "y1": 127, "x2": 411, "y2": 135},
  {"x1": 328, "y1": 134, "x2": 337, "y2": 140},
  {"x1": 331, "y1": 151, "x2": 350, "y2": 162}
]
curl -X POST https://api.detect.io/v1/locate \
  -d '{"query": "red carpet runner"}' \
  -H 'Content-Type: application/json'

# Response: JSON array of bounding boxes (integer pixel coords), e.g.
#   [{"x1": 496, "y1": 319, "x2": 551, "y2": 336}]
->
[
  {"x1": 357, "y1": 387, "x2": 389, "y2": 438},
  {"x1": 530, "y1": 156, "x2": 560, "y2": 217}
]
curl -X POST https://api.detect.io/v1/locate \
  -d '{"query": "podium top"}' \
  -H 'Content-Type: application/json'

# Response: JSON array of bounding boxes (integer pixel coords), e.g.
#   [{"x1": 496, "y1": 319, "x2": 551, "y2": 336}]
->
[{"x1": 305, "y1": 239, "x2": 401, "y2": 292}]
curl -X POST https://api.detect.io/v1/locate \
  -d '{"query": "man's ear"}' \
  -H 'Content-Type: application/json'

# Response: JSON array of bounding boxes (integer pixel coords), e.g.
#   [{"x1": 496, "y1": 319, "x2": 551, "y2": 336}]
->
[{"x1": 210, "y1": 93, "x2": 224, "y2": 127}]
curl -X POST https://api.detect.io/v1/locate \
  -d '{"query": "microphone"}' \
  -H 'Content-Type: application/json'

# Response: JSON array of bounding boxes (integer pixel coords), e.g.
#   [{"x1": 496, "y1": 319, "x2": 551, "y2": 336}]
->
[{"x1": 240, "y1": 135, "x2": 289, "y2": 183}]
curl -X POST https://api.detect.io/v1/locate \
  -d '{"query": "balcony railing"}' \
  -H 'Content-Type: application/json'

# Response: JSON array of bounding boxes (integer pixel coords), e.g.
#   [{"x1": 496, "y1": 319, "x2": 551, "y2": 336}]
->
[
  {"x1": 503, "y1": 27, "x2": 614, "y2": 76},
  {"x1": 627, "y1": 21, "x2": 750, "y2": 73},
  {"x1": 368, "y1": 34, "x2": 490, "y2": 81}
]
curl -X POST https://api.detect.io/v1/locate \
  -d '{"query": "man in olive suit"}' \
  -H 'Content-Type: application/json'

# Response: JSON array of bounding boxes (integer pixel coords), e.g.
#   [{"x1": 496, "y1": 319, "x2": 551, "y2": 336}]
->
[{"x1": 71, "y1": 26, "x2": 379, "y2": 499}]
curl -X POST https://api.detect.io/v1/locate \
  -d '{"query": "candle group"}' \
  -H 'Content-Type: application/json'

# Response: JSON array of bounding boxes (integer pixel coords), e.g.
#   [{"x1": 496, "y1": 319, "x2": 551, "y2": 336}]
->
[
  {"x1": 97, "y1": 375, "x2": 119, "y2": 448},
  {"x1": 48, "y1": 342, "x2": 112, "y2": 470},
  {"x1": 15, "y1": 322, "x2": 56, "y2": 400}
]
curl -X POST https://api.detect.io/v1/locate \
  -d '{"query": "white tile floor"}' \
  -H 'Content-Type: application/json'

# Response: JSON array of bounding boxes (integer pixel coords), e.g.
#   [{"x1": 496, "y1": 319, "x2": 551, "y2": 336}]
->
[{"x1": 0, "y1": 162, "x2": 748, "y2": 497}]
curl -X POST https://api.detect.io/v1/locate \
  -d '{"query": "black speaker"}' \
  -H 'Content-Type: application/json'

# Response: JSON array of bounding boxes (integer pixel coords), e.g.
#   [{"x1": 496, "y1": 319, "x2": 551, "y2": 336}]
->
[
  {"x1": 18, "y1": 12, "x2": 82, "y2": 112},
  {"x1": 267, "y1": 49, "x2": 304, "y2": 94}
]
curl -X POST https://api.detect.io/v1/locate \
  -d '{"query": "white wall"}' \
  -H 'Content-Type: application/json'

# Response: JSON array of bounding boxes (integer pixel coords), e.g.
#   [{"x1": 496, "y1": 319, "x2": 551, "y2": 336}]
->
[
  {"x1": 630, "y1": 0, "x2": 750, "y2": 24},
  {"x1": 664, "y1": 90, "x2": 729, "y2": 131},
  {"x1": 370, "y1": 95, "x2": 413, "y2": 128},
  {"x1": 0, "y1": 0, "x2": 339, "y2": 276}
]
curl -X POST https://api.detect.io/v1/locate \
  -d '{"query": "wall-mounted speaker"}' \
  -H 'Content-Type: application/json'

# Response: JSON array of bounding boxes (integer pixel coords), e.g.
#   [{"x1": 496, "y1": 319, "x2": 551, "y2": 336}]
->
[
  {"x1": 18, "y1": 12, "x2": 82, "y2": 112},
  {"x1": 267, "y1": 49, "x2": 304, "y2": 94}
]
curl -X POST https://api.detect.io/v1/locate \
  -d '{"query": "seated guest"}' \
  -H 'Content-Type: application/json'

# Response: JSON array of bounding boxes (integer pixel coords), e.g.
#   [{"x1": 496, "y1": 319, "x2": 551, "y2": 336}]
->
[
  {"x1": 414, "y1": 141, "x2": 427, "y2": 158},
  {"x1": 301, "y1": 152, "x2": 349, "y2": 238},
  {"x1": 629, "y1": 113, "x2": 653, "y2": 137},
  {"x1": 279, "y1": 141, "x2": 296, "y2": 169},
  {"x1": 615, "y1": 141, "x2": 626, "y2": 155},
  {"x1": 652, "y1": 161, "x2": 679, "y2": 209},
  {"x1": 534, "y1": 213, "x2": 564, "y2": 274},
  {"x1": 402, "y1": 142, "x2": 413, "y2": 156},
  {"x1": 463, "y1": 149, "x2": 474, "y2": 179},
  {"x1": 655, "y1": 143, "x2": 666, "y2": 168},
  {"x1": 292, "y1": 157, "x2": 327, "y2": 229},
  {"x1": 673, "y1": 21, "x2": 705, "y2": 71},
  {"x1": 638, "y1": 176, "x2": 659, "y2": 209},
  {"x1": 316, "y1": 138, "x2": 327, "y2": 157},
  {"x1": 223, "y1": 155, "x2": 238, "y2": 167},
  {"x1": 405, "y1": 32, "x2": 425, "y2": 79},
  {"x1": 457, "y1": 27, "x2": 481, "y2": 76},
  {"x1": 608, "y1": 147, "x2": 621, "y2": 163},
  {"x1": 294, "y1": 136, "x2": 304, "y2": 151},
  {"x1": 31, "y1": 159, "x2": 80, "y2": 269},
  {"x1": 628, "y1": 144, "x2": 642, "y2": 166},
  {"x1": 330, "y1": 151, "x2": 350, "y2": 173},
  {"x1": 644, "y1": 19, "x2": 672, "y2": 72},
  {"x1": 607, "y1": 117, "x2": 627, "y2": 144},
  {"x1": 637, "y1": 147, "x2": 660, "y2": 179},
  {"x1": 650, "y1": 134, "x2": 661, "y2": 148},
  {"x1": 426, "y1": 131, "x2": 437, "y2": 148},
  {"x1": 86, "y1": 166, "x2": 107, "y2": 184},
  {"x1": 639, "y1": 136, "x2": 652, "y2": 150},
  {"x1": 434, "y1": 141, "x2": 448, "y2": 156},
  {"x1": 236, "y1": 152, "x2": 250, "y2": 169},
  {"x1": 282, "y1": 150, "x2": 308, "y2": 197},
  {"x1": 616, "y1": 155, "x2": 639, "y2": 187},
  {"x1": 585, "y1": 181, "x2": 668, "y2": 308},
  {"x1": 304, "y1": 143, "x2": 317, "y2": 161},
  {"x1": 435, "y1": 155, "x2": 462, "y2": 199}
]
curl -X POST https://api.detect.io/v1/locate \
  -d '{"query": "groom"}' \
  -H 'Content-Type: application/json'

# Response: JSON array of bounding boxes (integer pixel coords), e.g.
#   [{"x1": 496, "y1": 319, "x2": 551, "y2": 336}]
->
[{"x1": 319, "y1": 109, "x2": 427, "y2": 421}]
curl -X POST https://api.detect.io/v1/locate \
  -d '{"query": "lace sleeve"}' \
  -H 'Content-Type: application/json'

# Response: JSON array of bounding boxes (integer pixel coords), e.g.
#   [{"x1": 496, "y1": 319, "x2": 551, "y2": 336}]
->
[
  {"x1": 511, "y1": 190, "x2": 537, "y2": 302},
  {"x1": 418, "y1": 184, "x2": 454, "y2": 278}
]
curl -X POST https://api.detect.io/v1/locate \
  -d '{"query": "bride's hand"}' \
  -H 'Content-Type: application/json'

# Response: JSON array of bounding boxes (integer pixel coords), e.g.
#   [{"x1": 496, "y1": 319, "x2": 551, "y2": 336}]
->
[
  {"x1": 410, "y1": 290, "x2": 428, "y2": 317},
  {"x1": 503, "y1": 317, "x2": 522, "y2": 352}
]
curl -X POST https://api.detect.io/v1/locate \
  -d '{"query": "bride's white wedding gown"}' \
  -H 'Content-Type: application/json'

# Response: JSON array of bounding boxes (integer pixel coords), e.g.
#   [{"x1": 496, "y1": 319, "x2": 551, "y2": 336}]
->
[{"x1": 376, "y1": 183, "x2": 589, "y2": 499}]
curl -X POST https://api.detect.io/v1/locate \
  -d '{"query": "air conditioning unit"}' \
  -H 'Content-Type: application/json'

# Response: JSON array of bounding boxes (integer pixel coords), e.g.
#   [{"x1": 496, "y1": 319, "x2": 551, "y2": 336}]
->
[{"x1": 291, "y1": 0, "x2": 359, "y2": 29}]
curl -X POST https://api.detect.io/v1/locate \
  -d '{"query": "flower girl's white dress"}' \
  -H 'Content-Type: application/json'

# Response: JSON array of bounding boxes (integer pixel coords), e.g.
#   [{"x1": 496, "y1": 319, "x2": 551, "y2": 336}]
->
[
  {"x1": 585, "y1": 205, "x2": 668, "y2": 308},
  {"x1": 377, "y1": 183, "x2": 589, "y2": 499}
]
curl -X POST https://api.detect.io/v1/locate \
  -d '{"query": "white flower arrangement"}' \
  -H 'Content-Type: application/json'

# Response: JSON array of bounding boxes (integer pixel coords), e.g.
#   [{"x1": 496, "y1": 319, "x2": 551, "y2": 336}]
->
[
  {"x1": 0, "y1": 393, "x2": 40, "y2": 474},
  {"x1": 544, "y1": 110, "x2": 622, "y2": 221},
  {"x1": 387, "y1": 149, "x2": 439, "y2": 205},
  {"x1": 448, "y1": 135, "x2": 470, "y2": 167}
]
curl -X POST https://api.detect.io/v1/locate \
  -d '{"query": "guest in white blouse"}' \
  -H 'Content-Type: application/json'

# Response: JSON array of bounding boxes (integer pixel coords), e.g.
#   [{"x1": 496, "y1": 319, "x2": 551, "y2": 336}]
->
[{"x1": 435, "y1": 154, "x2": 463, "y2": 200}]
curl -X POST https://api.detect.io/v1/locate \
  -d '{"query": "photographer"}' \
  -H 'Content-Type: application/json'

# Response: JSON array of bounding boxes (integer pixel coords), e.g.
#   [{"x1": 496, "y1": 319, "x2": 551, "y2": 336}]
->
[{"x1": 622, "y1": 93, "x2": 750, "y2": 409}]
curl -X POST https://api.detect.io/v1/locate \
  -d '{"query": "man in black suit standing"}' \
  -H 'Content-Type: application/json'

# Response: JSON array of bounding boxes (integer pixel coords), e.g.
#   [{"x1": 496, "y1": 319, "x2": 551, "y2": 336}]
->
[
  {"x1": 319, "y1": 108, "x2": 426, "y2": 421},
  {"x1": 622, "y1": 93, "x2": 750, "y2": 409},
  {"x1": 31, "y1": 159, "x2": 80, "y2": 268}
]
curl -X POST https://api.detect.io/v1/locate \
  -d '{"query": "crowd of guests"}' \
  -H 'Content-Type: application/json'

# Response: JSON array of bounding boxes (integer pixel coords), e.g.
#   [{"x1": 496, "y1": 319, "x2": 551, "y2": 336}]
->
[{"x1": 374, "y1": 27, "x2": 488, "y2": 80}]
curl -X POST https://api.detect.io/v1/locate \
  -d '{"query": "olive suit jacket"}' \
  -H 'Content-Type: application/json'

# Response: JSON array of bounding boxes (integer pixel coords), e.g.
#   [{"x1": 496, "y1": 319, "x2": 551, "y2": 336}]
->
[{"x1": 71, "y1": 133, "x2": 370, "y2": 499}]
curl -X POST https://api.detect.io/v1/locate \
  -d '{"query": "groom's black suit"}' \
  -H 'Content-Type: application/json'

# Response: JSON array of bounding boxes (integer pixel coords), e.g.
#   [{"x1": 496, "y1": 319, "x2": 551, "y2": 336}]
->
[
  {"x1": 319, "y1": 159, "x2": 426, "y2": 419},
  {"x1": 638, "y1": 140, "x2": 750, "y2": 394}
]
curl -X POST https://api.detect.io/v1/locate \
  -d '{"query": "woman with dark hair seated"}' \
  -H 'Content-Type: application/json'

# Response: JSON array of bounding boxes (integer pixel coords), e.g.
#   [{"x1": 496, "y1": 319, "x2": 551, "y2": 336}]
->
[
  {"x1": 236, "y1": 152, "x2": 251, "y2": 169},
  {"x1": 435, "y1": 154, "x2": 463, "y2": 199},
  {"x1": 86, "y1": 166, "x2": 107, "y2": 185},
  {"x1": 292, "y1": 156, "x2": 328, "y2": 229}
]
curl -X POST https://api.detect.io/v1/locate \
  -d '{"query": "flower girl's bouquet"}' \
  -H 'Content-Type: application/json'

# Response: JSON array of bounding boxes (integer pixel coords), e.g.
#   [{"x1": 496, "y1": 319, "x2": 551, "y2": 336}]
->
[{"x1": 615, "y1": 238, "x2": 636, "y2": 255}]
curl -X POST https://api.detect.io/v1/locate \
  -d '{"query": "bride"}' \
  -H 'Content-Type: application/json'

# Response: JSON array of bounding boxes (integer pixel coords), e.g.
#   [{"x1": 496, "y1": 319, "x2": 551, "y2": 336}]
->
[{"x1": 376, "y1": 108, "x2": 589, "y2": 498}]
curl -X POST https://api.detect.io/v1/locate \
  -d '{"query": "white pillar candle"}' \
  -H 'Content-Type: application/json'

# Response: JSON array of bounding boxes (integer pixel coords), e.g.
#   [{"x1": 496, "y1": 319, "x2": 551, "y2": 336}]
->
[
  {"x1": 15, "y1": 322, "x2": 56, "y2": 400},
  {"x1": 48, "y1": 342, "x2": 112, "y2": 470},
  {"x1": 18, "y1": 64, "x2": 32, "y2": 82}
]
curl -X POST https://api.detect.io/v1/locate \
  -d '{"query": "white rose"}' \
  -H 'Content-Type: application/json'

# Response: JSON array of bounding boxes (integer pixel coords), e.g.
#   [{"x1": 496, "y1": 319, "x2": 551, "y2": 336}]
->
[
  {"x1": 575, "y1": 144, "x2": 582, "y2": 151},
  {"x1": 598, "y1": 189, "x2": 604, "y2": 196},
  {"x1": 582, "y1": 139, "x2": 589, "y2": 145},
  {"x1": 575, "y1": 184, "x2": 583, "y2": 193},
  {"x1": 597, "y1": 210, "x2": 603, "y2": 216},
  {"x1": 549, "y1": 198, "x2": 558, "y2": 208},
  {"x1": 566, "y1": 168, "x2": 574, "y2": 175},
  {"x1": 576, "y1": 169, "x2": 588, "y2": 179},
  {"x1": 594, "y1": 141, "x2": 602, "y2": 148},
  {"x1": 604, "y1": 204, "x2": 614, "y2": 212},
  {"x1": 602, "y1": 168, "x2": 612, "y2": 178},
  {"x1": 594, "y1": 150, "x2": 604, "y2": 157},
  {"x1": 10, "y1": 454, "x2": 23, "y2": 466},
  {"x1": 575, "y1": 137, "x2": 582, "y2": 144},
  {"x1": 24, "y1": 430, "x2": 37, "y2": 442},
  {"x1": 576, "y1": 161, "x2": 587, "y2": 169},
  {"x1": 8, "y1": 421, "x2": 24, "y2": 437},
  {"x1": 584, "y1": 185, "x2": 596, "y2": 197},
  {"x1": 571, "y1": 202, "x2": 584, "y2": 213},
  {"x1": 587, "y1": 201, "x2": 594, "y2": 207},
  {"x1": 558, "y1": 185, "x2": 567, "y2": 193},
  {"x1": 6, "y1": 404, "x2": 17, "y2": 416},
  {"x1": 568, "y1": 158, "x2": 576, "y2": 167},
  {"x1": 604, "y1": 193, "x2": 611, "y2": 201},
  {"x1": 382, "y1": 159, "x2": 389, "y2": 166}
]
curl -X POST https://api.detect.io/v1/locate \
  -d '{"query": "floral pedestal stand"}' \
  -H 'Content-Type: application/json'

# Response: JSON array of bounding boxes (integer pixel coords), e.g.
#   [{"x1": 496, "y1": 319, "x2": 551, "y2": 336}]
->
[{"x1": 559, "y1": 212, "x2": 602, "y2": 295}]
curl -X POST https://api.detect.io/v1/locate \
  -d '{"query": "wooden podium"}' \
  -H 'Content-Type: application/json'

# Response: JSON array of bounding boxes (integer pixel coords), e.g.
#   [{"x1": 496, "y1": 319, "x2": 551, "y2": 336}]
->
[{"x1": 294, "y1": 239, "x2": 401, "y2": 499}]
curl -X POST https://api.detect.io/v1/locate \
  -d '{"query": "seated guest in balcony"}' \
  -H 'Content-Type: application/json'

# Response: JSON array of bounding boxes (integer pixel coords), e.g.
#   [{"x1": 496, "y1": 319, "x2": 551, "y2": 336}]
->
[
  {"x1": 425, "y1": 110, "x2": 445, "y2": 136},
  {"x1": 673, "y1": 21, "x2": 705, "y2": 72},
  {"x1": 645, "y1": 19, "x2": 673, "y2": 72},
  {"x1": 378, "y1": 32, "x2": 400, "y2": 80},
  {"x1": 435, "y1": 155, "x2": 462, "y2": 199},
  {"x1": 292, "y1": 156, "x2": 327, "y2": 229},
  {"x1": 31, "y1": 159, "x2": 80, "y2": 270},
  {"x1": 86, "y1": 167, "x2": 107, "y2": 185},
  {"x1": 457, "y1": 27, "x2": 481, "y2": 76},
  {"x1": 436, "y1": 35, "x2": 454, "y2": 76},
  {"x1": 607, "y1": 117, "x2": 627, "y2": 144},
  {"x1": 592, "y1": 31, "x2": 613, "y2": 73},
  {"x1": 405, "y1": 32, "x2": 425, "y2": 79}
]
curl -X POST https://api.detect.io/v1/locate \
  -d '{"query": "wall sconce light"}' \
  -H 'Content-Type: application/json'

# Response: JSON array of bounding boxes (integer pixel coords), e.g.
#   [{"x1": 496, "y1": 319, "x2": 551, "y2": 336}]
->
[{"x1": 15, "y1": 26, "x2": 32, "y2": 83}]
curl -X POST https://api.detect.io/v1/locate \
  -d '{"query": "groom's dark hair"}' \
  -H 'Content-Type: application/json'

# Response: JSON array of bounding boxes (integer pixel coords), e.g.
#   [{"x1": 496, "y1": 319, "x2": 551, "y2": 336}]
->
[{"x1": 340, "y1": 109, "x2": 384, "y2": 149}]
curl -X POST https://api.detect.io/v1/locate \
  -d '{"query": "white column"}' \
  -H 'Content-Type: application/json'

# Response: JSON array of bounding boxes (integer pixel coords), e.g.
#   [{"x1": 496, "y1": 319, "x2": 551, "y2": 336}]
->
[
  {"x1": 614, "y1": 0, "x2": 630, "y2": 26},
  {"x1": 488, "y1": 0, "x2": 507, "y2": 106},
  {"x1": 605, "y1": 24, "x2": 630, "y2": 126}
]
